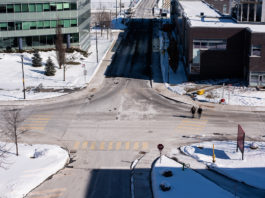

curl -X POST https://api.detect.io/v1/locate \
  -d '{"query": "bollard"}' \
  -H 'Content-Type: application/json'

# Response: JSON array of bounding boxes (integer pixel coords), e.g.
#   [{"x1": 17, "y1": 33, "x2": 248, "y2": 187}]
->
[{"x1": 212, "y1": 144, "x2": 216, "y2": 163}]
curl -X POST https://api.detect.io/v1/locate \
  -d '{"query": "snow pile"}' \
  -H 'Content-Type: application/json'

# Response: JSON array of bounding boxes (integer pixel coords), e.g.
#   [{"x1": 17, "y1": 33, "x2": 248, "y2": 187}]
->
[
  {"x1": 0, "y1": 33, "x2": 113, "y2": 100},
  {"x1": 181, "y1": 141, "x2": 265, "y2": 189},
  {"x1": 152, "y1": 155, "x2": 233, "y2": 198},
  {"x1": 0, "y1": 142, "x2": 69, "y2": 198}
]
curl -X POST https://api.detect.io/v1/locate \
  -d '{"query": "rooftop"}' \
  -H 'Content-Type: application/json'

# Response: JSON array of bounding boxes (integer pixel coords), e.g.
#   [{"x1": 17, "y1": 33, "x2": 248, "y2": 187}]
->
[{"x1": 179, "y1": 0, "x2": 265, "y2": 33}]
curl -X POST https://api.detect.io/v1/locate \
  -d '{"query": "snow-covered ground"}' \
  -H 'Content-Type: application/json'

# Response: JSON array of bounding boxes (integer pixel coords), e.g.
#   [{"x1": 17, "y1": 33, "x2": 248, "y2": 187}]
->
[
  {"x1": 181, "y1": 141, "x2": 265, "y2": 190},
  {"x1": 0, "y1": 32, "x2": 113, "y2": 101},
  {"x1": 152, "y1": 155, "x2": 233, "y2": 198},
  {"x1": 0, "y1": 142, "x2": 69, "y2": 198},
  {"x1": 159, "y1": 30, "x2": 265, "y2": 107}
]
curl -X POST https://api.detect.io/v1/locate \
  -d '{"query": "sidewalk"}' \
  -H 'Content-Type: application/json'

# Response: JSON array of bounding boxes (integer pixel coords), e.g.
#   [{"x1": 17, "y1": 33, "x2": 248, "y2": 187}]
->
[
  {"x1": 153, "y1": 28, "x2": 265, "y2": 112},
  {"x1": 0, "y1": 30, "x2": 124, "y2": 108}
]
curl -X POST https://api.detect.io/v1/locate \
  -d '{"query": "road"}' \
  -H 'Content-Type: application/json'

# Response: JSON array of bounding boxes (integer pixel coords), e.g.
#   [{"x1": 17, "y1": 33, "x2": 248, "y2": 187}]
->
[{"x1": 1, "y1": 0, "x2": 265, "y2": 197}]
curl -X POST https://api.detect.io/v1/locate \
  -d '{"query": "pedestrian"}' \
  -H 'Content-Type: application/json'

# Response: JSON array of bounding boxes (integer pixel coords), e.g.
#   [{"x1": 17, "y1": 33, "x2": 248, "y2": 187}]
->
[
  {"x1": 197, "y1": 106, "x2": 202, "y2": 119},
  {"x1": 191, "y1": 106, "x2": 196, "y2": 118}
]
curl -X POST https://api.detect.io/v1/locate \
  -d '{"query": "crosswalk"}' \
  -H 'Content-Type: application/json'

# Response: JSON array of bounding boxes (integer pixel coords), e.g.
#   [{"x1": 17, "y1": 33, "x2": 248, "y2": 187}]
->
[
  {"x1": 72, "y1": 141, "x2": 149, "y2": 151},
  {"x1": 27, "y1": 188, "x2": 66, "y2": 198},
  {"x1": 20, "y1": 113, "x2": 52, "y2": 131},
  {"x1": 176, "y1": 119, "x2": 208, "y2": 133}
]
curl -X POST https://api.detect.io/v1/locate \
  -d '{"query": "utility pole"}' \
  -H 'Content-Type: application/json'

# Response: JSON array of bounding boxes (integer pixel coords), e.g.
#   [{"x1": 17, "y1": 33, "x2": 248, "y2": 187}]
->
[
  {"x1": 20, "y1": 55, "x2": 26, "y2": 99},
  {"x1": 95, "y1": 23, "x2": 99, "y2": 63},
  {"x1": 120, "y1": 0, "x2": 122, "y2": 15},
  {"x1": 116, "y1": 0, "x2": 118, "y2": 21}
]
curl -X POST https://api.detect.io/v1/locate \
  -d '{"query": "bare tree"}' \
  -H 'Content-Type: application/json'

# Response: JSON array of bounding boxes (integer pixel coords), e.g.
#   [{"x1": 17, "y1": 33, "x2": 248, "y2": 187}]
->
[
  {"x1": 95, "y1": 8, "x2": 112, "y2": 36},
  {"x1": 55, "y1": 20, "x2": 66, "y2": 72},
  {"x1": 3, "y1": 109, "x2": 26, "y2": 156},
  {"x1": 0, "y1": 142, "x2": 8, "y2": 168}
]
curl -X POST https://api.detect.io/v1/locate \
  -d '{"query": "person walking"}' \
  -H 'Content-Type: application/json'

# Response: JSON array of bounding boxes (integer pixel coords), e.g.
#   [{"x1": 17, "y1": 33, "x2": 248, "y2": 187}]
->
[
  {"x1": 197, "y1": 106, "x2": 202, "y2": 119},
  {"x1": 191, "y1": 106, "x2": 196, "y2": 118}
]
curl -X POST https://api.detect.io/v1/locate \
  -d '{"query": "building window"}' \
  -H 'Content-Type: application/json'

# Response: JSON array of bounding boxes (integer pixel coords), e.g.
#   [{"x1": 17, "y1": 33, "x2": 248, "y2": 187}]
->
[
  {"x1": 29, "y1": 4, "x2": 36, "y2": 12},
  {"x1": 56, "y1": 3, "x2": 63, "y2": 11},
  {"x1": 223, "y1": 4, "x2": 227, "y2": 14},
  {"x1": 71, "y1": 19, "x2": 77, "y2": 27},
  {"x1": 70, "y1": 3, "x2": 77, "y2": 10},
  {"x1": 36, "y1": 4, "x2": 43, "y2": 12},
  {"x1": 14, "y1": 4, "x2": 21, "y2": 12},
  {"x1": 251, "y1": 45, "x2": 261, "y2": 56},
  {"x1": 50, "y1": 3, "x2": 56, "y2": 11},
  {"x1": 7, "y1": 4, "x2": 14, "y2": 13},
  {"x1": 0, "y1": 22, "x2": 7, "y2": 31},
  {"x1": 0, "y1": 5, "x2": 6, "y2": 13},
  {"x1": 22, "y1": 4, "x2": 29, "y2": 12},
  {"x1": 43, "y1": 3, "x2": 50, "y2": 12},
  {"x1": 64, "y1": 3, "x2": 70, "y2": 10}
]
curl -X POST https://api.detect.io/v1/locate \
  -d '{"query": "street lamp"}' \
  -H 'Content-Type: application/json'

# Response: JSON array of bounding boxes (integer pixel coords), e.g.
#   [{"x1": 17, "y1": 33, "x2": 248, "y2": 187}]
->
[
  {"x1": 95, "y1": 23, "x2": 99, "y2": 63},
  {"x1": 20, "y1": 55, "x2": 26, "y2": 99}
]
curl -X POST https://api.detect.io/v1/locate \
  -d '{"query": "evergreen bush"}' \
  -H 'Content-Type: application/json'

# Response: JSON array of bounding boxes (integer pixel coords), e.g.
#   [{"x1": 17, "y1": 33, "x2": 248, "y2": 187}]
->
[
  {"x1": 32, "y1": 50, "x2": 42, "y2": 67},
  {"x1": 45, "y1": 57, "x2": 56, "y2": 76}
]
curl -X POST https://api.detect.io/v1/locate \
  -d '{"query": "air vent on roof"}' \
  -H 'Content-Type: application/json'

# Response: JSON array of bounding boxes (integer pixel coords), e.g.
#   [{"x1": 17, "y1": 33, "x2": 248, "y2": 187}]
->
[{"x1": 200, "y1": 12, "x2": 204, "y2": 17}]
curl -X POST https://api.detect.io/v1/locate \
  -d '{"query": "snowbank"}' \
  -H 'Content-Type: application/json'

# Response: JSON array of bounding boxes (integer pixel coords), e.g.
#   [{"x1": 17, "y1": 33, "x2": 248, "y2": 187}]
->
[
  {"x1": 0, "y1": 142, "x2": 69, "y2": 198},
  {"x1": 181, "y1": 141, "x2": 265, "y2": 189},
  {"x1": 0, "y1": 32, "x2": 112, "y2": 101},
  {"x1": 152, "y1": 155, "x2": 233, "y2": 198}
]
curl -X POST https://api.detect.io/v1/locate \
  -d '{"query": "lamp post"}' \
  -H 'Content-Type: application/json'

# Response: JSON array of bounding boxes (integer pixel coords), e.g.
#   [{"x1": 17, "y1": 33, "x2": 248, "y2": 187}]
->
[
  {"x1": 95, "y1": 23, "x2": 99, "y2": 63},
  {"x1": 20, "y1": 55, "x2": 26, "y2": 99}
]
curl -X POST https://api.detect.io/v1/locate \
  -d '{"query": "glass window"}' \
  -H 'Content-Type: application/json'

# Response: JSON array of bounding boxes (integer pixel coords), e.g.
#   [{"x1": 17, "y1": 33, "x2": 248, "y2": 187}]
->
[
  {"x1": 40, "y1": 36, "x2": 46, "y2": 45},
  {"x1": 47, "y1": 35, "x2": 54, "y2": 45},
  {"x1": 30, "y1": 22, "x2": 37, "y2": 29},
  {"x1": 0, "y1": 5, "x2": 6, "y2": 13},
  {"x1": 193, "y1": 48, "x2": 200, "y2": 64},
  {"x1": 8, "y1": 22, "x2": 15, "y2": 31},
  {"x1": 37, "y1": 21, "x2": 44, "y2": 29},
  {"x1": 44, "y1": 21, "x2": 50, "y2": 28},
  {"x1": 43, "y1": 3, "x2": 50, "y2": 11},
  {"x1": 22, "y1": 22, "x2": 31, "y2": 30},
  {"x1": 15, "y1": 22, "x2": 22, "y2": 30},
  {"x1": 50, "y1": 20, "x2": 57, "y2": 28},
  {"x1": 64, "y1": 19, "x2": 71, "y2": 28},
  {"x1": 14, "y1": 4, "x2": 21, "y2": 12},
  {"x1": 7, "y1": 5, "x2": 14, "y2": 13},
  {"x1": 70, "y1": 3, "x2": 77, "y2": 10},
  {"x1": 29, "y1": 4, "x2": 36, "y2": 12},
  {"x1": 71, "y1": 33, "x2": 79, "y2": 43},
  {"x1": 50, "y1": 3, "x2": 56, "y2": 11},
  {"x1": 251, "y1": 45, "x2": 261, "y2": 56},
  {"x1": 64, "y1": 3, "x2": 70, "y2": 10},
  {"x1": 36, "y1": 4, "x2": 43, "y2": 12},
  {"x1": 25, "y1": 37, "x2": 32, "y2": 47},
  {"x1": 22, "y1": 4, "x2": 29, "y2": 12},
  {"x1": 70, "y1": 19, "x2": 77, "y2": 27},
  {"x1": 56, "y1": 3, "x2": 63, "y2": 10},
  {"x1": 223, "y1": 4, "x2": 227, "y2": 14},
  {"x1": 251, "y1": 74, "x2": 258, "y2": 82},
  {"x1": 32, "y1": 36, "x2": 40, "y2": 46},
  {"x1": 0, "y1": 22, "x2": 8, "y2": 31}
]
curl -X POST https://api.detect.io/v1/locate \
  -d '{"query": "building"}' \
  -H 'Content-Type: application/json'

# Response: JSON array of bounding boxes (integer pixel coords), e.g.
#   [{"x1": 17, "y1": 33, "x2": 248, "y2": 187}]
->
[
  {"x1": 171, "y1": 0, "x2": 265, "y2": 86},
  {"x1": 0, "y1": 0, "x2": 91, "y2": 51}
]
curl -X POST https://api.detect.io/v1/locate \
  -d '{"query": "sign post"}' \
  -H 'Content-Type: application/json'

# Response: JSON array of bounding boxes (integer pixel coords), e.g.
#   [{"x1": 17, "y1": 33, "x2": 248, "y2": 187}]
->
[
  {"x1": 82, "y1": 64, "x2": 87, "y2": 83},
  {"x1": 157, "y1": 144, "x2": 164, "y2": 163},
  {"x1": 237, "y1": 124, "x2": 245, "y2": 160}
]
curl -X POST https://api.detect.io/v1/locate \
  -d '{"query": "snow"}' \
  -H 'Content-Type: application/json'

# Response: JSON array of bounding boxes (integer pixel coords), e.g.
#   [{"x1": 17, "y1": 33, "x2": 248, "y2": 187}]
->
[
  {"x1": 181, "y1": 141, "x2": 265, "y2": 190},
  {"x1": 0, "y1": 32, "x2": 113, "y2": 101},
  {"x1": 152, "y1": 155, "x2": 234, "y2": 198},
  {"x1": 168, "y1": 79, "x2": 265, "y2": 106},
  {"x1": 179, "y1": 1, "x2": 265, "y2": 33},
  {"x1": 0, "y1": 142, "x2": 69, "y2": 198}
]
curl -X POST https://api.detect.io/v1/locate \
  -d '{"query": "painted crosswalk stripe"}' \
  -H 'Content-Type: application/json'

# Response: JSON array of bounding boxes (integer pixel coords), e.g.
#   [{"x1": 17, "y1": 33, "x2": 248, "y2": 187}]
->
[
  {"x1": 125, "y1": 142, "x2": 130, "y2": 150},
  {"x1": 82, "y1": 141, "x2": 88, "y2": 149},
  {"x1": 133, "y1": 142, "x2": 139, "y2": 150},
  {"x1": 142, "y1": 142, "x2": 148, "y2": 150},
  {"x1": 90, "y1": 142, "x2": 96, "y2": 150},
  {"x1": 28, "y1": 188, "x2": 66, "y2": 198},
  {"x1": 116, "y1": 141, "x2": 121, "y2": 150},
  {"x1": 100, "y1": 142, "x2": 105, "y2": 150},
  {"x1": 73, "y1": 142, "x2": 80, "y2": 150},
  {"x1": 108, "y1": 142, "x2": 113, "y2": 150}
]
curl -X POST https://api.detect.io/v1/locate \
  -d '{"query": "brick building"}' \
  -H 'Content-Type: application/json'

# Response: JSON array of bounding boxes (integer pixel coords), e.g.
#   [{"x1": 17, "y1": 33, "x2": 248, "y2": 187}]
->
[{"x1": 171, "y1": 0, "x2": 265, "y2": 86}]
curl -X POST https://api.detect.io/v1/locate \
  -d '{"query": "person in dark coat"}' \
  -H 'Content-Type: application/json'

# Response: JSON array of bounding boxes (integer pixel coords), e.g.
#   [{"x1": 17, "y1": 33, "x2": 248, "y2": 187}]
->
[
  {"x1": 191, "y1": 106, "x2": 196, "y2": 118},
  {"x1": 197, "y1": 106, "x2": 202, "y2": 119}
]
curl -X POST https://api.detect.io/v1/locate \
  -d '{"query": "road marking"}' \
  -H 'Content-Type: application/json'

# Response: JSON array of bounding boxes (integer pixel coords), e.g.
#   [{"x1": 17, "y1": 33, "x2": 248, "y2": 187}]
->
[
  {"x1": 73, "y1": 142, "x2": 80, "y2": 150},
  {"x1": 116, "y1": 141, "x2": 121, "y2": 150},
  {"x1": 90, "y1": 142, "x2": 96, "y2": 150},
  {"x1": 125, "y1": 141, "x2": 130, "y2": 150},
  {"x1": 99, "y1": 142, "x2": 105, "y2": 150},
  {"x1": 108, "y1": 142, "x2": 113, "y2": 150},
  {"x1": 82, "y1": 141, "x2": 88, "y2": 149},
  {"x1": 133, "y1": 142, "x2": 139, "y2": 150},
  {"x1": 176, "y1": 119, "x2": 208, "y2": 133},
  {"x1": 142, "y1": 142, "x2": 148, "y2": 150},
  {"x1": 19, "y1": 126, "x2": 44, "y2": 130},
  {"x1": 20, "y1": 113, "x2": 52, "y2": 131}
]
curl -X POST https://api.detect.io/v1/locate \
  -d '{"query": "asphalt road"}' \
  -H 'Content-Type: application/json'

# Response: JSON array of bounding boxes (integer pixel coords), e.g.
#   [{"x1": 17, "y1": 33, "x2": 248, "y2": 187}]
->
[{"x1": 1, "y1": 2, "x2": 265, "y2": 198}]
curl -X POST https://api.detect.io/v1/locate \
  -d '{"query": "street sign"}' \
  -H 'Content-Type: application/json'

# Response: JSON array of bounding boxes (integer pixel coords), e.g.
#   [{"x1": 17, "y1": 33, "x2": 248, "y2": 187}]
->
[
  {"x1": 157, "y1": 144, "x2": 164, "y2": 151},
  {"x1": 237, "y1": 124, "x2": 245, "y2": 160}
]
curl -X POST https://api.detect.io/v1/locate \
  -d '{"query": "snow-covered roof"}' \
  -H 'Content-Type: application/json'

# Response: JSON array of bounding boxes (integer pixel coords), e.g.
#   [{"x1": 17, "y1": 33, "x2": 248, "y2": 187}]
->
[{"x1": 179, "y1": 0, "x2": 265, "y2": 33}]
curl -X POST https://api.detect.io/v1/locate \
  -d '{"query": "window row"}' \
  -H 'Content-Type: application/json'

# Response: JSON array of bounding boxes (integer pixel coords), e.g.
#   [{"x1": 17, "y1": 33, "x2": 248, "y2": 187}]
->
[
  {"x1": 193, "y1": 40, "x2": 227, "y2": 50},
  {"x1": 0, "y1": 19, "x2": 77, "y2": 31},
  {"x1": 250, "y1": 45, "x2": 261, "y2": 57},
  {"x1": 0, "y1": 2, "x2": 77, "y2": 13},
  {"x1": 0, "y1": 33, "x2": 79, "y2": 49}
]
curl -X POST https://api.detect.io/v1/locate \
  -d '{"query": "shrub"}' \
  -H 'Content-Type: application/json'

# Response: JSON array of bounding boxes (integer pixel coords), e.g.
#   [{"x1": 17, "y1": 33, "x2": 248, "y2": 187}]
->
[
  {"x1": 44, "y1": 57, "x2": 56, "y2": 76},
  {"x1": 162, "y1": 170, "x2": 173, "y2": 177},
  {"x1": 32, "y1": 50, "x2": 42, "y2": 67}
]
